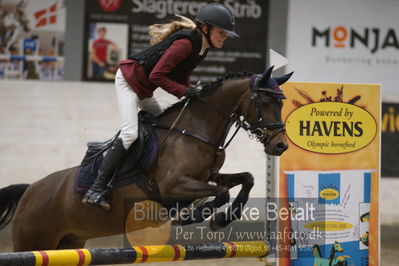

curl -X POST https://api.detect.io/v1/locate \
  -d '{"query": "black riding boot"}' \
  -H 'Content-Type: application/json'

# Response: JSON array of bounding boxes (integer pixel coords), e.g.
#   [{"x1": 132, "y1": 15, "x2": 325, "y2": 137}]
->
[{"x1": 82, "y1": 138, "x2": 126, "y2": 211}]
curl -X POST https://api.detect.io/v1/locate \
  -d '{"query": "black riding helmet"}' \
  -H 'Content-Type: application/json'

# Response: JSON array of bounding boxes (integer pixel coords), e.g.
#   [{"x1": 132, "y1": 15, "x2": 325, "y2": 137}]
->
[{"x1": 196, "y1": 3, "x2": 240, "y2": 39}]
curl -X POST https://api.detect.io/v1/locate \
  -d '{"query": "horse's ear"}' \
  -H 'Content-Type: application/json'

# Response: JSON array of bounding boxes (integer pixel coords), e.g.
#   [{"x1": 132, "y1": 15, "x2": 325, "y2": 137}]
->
[
  {"x1": 256, "y1": 65, "x2": 274, "y2": 87},
  {"x1": 275, "y1": 71, "x2": 294, "y2": 85}
]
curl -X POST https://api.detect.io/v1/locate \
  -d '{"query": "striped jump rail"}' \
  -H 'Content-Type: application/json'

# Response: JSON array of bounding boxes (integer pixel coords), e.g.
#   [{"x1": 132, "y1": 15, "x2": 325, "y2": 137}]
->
[{"x1": 0, "y1": 241, "x2": 269, "y2": 266}]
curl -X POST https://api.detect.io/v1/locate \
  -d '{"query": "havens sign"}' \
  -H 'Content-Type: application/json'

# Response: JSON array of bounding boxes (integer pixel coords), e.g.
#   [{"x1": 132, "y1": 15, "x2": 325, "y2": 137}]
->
[
  {"x1": 286, "y1": 102, "x2": 377, "y2": 154},
  {"x1": 320, "y1": 188, "x2": 339, "y2": 200}
]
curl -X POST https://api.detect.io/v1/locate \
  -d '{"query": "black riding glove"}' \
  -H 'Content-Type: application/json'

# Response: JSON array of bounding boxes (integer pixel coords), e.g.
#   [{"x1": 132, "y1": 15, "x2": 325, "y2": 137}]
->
[{"x1": 185, "y1": 86, "x2": 200, "y2": 98}]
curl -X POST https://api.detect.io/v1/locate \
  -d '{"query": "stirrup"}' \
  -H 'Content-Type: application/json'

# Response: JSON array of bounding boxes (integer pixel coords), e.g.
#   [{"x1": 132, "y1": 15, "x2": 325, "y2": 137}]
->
[
  {"x1": 84, "y1": 193, "x2": 111, "y2": 212},
  {"x1": 82, "y1": 189, "x2": 110, "y2": 208},
  {"x1": 93, "y1": 190, "x2": 109, "y2": 204}
]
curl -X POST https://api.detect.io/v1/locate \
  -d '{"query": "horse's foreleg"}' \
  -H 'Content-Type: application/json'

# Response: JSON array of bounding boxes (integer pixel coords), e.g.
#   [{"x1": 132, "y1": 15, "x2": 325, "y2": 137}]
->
[
  {"x1": 160, "y1": 175, "x2": 228, "y2": 199},
  {"x1": 178, "y1": 191, "x2": 230, "y2": 226},
  {"x1": 160, "y1": 176, "x2": 229, "y2": 225},
  {"x1": 210, "y1": 172, "x2": 254, "y2": 231}
]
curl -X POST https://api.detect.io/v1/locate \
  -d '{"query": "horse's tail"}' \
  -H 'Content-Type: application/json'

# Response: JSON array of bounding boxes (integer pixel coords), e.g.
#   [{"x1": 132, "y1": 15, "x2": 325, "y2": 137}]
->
[{"x1": 0, "y1": 184, "x2": 29, "y2": 230}]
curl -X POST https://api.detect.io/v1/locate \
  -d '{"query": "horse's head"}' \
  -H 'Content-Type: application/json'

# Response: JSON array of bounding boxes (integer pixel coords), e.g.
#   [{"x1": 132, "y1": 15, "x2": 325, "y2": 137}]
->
[{"x1": 240, "y1": 66, "x2": 293, "y2": 156}]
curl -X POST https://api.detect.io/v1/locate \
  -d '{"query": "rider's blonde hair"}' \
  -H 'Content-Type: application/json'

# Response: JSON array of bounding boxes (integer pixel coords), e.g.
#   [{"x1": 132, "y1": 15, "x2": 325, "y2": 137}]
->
[{"x1": 148, "y1": 15, "x2": 197, "y2": 45}]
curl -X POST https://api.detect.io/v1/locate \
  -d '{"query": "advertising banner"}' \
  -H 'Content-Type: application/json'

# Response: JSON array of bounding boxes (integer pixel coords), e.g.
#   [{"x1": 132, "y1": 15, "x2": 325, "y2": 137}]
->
[
  {"x1": 279, "y1": 82, "x2": 380, "y2": 265},
  {"x1": 381, "y1": 103, "x2": 399, "y2": 177},
  {"x1": 286, "y1": 0, "x2": 398, "y2": 97},
  {"x1": 83, "y1": 0, "x2": 269, "y2": 81},
  {"x1": 0, "y1": 0, "x2": 65, "y2": 80}
]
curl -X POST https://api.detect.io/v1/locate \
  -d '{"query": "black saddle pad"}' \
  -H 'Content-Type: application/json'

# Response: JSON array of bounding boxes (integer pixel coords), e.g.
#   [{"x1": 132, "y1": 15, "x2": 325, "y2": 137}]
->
[{"x1": 74, "y1": 113, "x2": 159, "y2": 194}]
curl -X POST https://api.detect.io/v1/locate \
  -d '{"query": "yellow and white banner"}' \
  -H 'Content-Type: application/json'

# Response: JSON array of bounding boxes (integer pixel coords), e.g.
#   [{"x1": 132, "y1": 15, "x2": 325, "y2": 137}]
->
[{"x1": 279, "y1": 82, "x2": 380, "y2": 266}]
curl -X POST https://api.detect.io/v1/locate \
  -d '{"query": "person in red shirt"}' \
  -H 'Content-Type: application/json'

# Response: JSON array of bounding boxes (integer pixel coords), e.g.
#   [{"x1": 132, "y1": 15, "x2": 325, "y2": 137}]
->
[
  {"x1": 82, "y1": 3, "x2": 239, "y2": 211},
  {"x1": 90, "y1": 26, "x2": 117, "y2": 79}
]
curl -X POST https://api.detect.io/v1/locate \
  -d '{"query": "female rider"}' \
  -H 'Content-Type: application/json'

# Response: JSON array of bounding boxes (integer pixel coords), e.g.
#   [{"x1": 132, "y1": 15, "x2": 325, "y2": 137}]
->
[{"x1": 82, "y1": 3, "x2": 239, "y2": 211}]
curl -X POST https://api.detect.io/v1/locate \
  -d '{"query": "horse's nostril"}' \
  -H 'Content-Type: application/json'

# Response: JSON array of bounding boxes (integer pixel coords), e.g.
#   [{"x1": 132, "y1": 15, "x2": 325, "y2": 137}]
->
[{"x1": 277, "y1": 142, "x2": 288, "y2": 151}]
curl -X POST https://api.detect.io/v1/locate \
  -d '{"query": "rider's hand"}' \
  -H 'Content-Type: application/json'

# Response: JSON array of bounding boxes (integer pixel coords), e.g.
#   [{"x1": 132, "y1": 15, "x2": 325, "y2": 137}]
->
[{"x1": 185, "y1": 86, "x2": 200, "y2": 98}]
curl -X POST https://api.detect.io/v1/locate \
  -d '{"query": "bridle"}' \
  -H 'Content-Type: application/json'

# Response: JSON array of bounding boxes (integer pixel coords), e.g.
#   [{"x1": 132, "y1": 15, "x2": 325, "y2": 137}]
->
[
  {"x1": 242, "y1": 74, "x2": 286, "y2": 144},
  {"x1": 156, "y1": 75, "x2": 286, "y2": 152}
]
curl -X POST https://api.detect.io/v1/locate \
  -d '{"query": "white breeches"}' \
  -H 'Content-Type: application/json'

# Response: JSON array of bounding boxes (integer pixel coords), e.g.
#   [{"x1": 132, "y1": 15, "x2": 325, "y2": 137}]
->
[{"x1": 114, "y1": 69, "x2": 162, "y2": 150}]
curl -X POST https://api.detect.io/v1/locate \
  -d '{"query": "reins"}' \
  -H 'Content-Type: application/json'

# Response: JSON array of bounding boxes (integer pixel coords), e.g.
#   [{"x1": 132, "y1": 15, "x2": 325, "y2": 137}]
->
[{"x1": 153, "y1": 76, "x2": 286, "y2": 152}]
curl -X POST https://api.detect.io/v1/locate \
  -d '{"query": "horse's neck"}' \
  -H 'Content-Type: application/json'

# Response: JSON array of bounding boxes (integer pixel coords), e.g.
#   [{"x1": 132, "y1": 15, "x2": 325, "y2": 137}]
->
[
  {"x1": 188, "y1": 78, "x2": 249, "y2": 142},
  {"x1": 157, "y1": 78, "x2": 249, "y2": 145},
  {"x1": 205, "y1": 78, "x2": 248, "y2": 113}
]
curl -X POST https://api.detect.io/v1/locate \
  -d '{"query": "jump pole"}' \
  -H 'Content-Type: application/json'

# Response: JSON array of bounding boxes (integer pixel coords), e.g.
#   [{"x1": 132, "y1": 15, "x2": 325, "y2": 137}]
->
[{"x1": 0, "y1": 241, "x2": 269, "y2": 266}]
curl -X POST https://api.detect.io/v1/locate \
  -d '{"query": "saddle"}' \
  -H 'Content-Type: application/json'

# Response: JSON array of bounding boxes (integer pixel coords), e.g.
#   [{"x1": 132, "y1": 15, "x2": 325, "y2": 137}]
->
[
  {"x1": 75, "y1": 111, "x2": 196, "y2": 212},
  {"x1": 75, "y1": 111, "x2": 159, "y2": 194}
]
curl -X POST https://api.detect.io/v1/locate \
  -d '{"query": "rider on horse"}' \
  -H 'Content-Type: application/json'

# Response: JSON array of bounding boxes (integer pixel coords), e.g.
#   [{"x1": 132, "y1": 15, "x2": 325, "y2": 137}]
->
[{"x1": 82, "y1": 3, "x2": 240, "y2": 212}]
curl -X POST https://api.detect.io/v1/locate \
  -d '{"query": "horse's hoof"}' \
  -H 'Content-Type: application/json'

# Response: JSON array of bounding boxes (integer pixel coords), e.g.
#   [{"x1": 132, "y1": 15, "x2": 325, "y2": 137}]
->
[{"x1": 210, "y1": 212, "x2": 226, "y2": 231}]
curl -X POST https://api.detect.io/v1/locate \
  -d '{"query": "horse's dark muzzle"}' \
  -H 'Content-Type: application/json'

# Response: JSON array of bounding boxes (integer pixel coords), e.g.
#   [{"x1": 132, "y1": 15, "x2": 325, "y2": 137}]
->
[
  {"x1": 265, "y1": 141, "x2": 288, "y2": 156},
  {"x1": 275, "y1": 141, "x2": 288, "y2": 154},
  {"x1": 263, "y1": 128, "x2": 288, "y2": 156}
]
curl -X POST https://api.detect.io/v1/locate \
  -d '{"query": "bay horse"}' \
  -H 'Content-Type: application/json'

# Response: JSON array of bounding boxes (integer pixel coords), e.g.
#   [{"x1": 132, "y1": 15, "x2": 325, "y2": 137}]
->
[{"x1": 0, "y1": 66, "x2": 292, "y2": 252}]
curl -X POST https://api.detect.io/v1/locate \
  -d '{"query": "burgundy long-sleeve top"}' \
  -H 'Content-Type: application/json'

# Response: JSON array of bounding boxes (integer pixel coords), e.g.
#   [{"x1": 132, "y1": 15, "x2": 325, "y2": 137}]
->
[{"x1": 119, "y1": 39, "x2": 196, "y2": 99}]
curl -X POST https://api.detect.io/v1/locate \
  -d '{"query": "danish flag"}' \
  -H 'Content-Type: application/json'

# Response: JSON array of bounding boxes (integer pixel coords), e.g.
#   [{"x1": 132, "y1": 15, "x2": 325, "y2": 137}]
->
[{"x1": 34, "y1": 3, "x2": 57, "y2": 27}]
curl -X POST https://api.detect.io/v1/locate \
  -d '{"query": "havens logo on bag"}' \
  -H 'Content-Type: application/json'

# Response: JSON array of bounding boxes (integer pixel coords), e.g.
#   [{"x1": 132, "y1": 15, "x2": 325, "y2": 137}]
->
[
  {"x1": 286, "y1": 101, "x2": 377, "y2": 154},
  {"x1": 320, "y1": 187, "x2": 339, "y2": 200}
]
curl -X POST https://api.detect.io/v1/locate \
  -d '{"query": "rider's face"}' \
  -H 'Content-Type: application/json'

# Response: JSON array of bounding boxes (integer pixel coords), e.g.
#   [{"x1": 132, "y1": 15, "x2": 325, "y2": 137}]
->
[
  {"x1": 98, "y1": 28, "x2": 106, "y2": 38},
  {"x1": 209, "y1": 27, "x2": 228, "y2": 48}
]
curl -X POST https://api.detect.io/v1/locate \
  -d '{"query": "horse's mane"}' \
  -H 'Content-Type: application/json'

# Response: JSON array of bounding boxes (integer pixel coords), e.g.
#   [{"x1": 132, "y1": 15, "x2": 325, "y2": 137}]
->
[{"x1": 158, "y1": 72, "x2": 253, "y2": 117}]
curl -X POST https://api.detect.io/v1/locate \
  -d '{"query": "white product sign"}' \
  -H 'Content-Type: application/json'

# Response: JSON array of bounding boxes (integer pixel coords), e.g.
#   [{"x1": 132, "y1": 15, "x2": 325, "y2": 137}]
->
[{"x1": 286, "y1": 0, "x2": 399, "y2": 99}]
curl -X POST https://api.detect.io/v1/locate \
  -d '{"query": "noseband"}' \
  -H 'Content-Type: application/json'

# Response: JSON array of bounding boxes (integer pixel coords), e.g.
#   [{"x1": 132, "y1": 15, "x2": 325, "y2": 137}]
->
[{"x1": 242, "y1": 76, "x2": 286, "y2": 144}]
